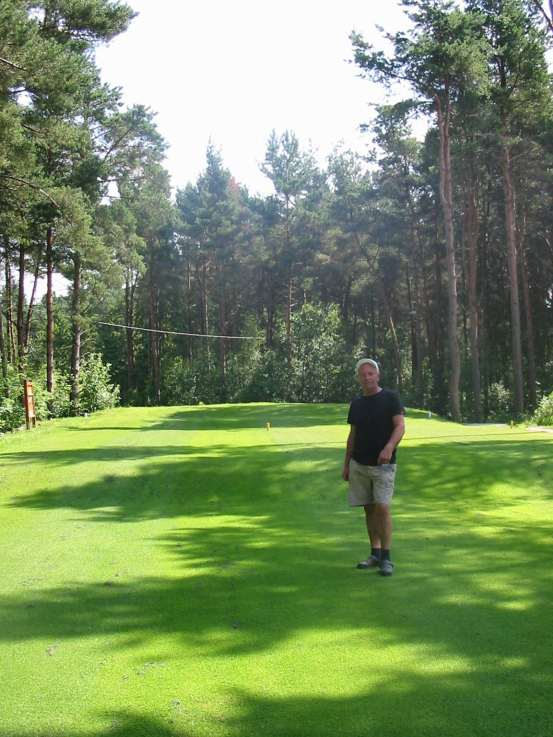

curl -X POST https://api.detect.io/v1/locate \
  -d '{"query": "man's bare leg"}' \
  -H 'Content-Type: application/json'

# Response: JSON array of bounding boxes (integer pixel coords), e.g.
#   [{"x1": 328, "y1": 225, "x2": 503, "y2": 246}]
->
[
  {"x1": 374, "y1": 503, "x2": 392, "y2": 550},
  {"x1": 374, "y1": 502, "x2": 394, "y2": 575},
  {"x1": 356, "y1": 504, "x2": 382, "y2": 568},
  {"x1": 364, "y1": 503, "x2": 381, "y2": 549}
]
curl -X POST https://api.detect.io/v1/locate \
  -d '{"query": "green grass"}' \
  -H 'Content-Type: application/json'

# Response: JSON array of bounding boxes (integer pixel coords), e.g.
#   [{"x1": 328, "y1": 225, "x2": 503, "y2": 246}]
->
[{"x1": 0, "y1": 403, "x2": 552, "y2": 737}]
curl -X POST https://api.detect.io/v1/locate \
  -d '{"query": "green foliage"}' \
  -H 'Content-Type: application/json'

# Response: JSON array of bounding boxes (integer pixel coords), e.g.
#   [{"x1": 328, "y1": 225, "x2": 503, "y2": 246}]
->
[
  {"x1": 157, "y1": 305, "x2": 357, "y2": 406},
  {"x1": 45, "y1": 370, "x2": 72, "y2": 417},
  {"x1": 352, "y1": 2, "x2": 490, "y2": 104},
  {"x1": 162, "y1": 357, "x2": 220, "y2": 406},
  {"x1": 487, "y1": 381, "x2": 513, "y2": 421},
  {"x1": 0, "y1": 366, "x2": 31, "y2": 433},
  {"x1": 2, "y1": 0, "x2": 553, "y2": 429},
  {"x1": 37, "y1": 0, "x2": 136, "y2": 46},
  {"x1": 0, "y1": 366, "x2": 69, "y2": 432},
  {"x1": 0, "y1": 384, "x2": 26, "y2": 433},
  {"x1": 78, "y1": 353, "x2": 119, "y2": 412},
  {"x1": 532, "y1": 392, "x2": 553, "y2": 426},
  {"x1": 290, "y1": 303, "x2": 353, "y2": 402},
  {"x1": 229, "y1": 348, "x2": 291, "y2": 404}
]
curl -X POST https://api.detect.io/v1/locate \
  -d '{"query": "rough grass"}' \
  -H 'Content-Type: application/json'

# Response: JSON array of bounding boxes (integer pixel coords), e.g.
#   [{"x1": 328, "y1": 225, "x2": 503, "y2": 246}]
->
[{"x1": 0, "y1": 404, "x2": 552, "y2": 737}]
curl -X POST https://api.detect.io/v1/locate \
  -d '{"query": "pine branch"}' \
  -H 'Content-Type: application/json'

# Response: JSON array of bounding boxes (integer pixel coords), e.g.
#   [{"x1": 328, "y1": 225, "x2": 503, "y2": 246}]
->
[
  {"x1": 102, "y1": 126, "x2": 137, "y2": 162},
  {"x1": 0, "y1": 56, "x2": 26, "y2": 71},
  {"x1": 532, "y1": 1, "x2": 553, "y2": 34},
  {"x1": 0, "y1": 175, "x2": 60, "y2": 210}
]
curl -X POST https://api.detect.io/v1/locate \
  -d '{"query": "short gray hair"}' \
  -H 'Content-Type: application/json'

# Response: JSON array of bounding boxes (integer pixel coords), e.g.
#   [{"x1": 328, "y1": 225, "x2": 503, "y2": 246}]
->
[{"x1": 356, "y1": 358, "x2": 380, "y2": 374}]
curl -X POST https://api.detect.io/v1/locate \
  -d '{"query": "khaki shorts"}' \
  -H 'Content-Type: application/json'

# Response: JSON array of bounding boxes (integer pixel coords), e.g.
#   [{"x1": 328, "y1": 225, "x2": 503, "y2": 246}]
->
[{"x1": 348, "y1": 458, "x2": 396, "y2": 506}]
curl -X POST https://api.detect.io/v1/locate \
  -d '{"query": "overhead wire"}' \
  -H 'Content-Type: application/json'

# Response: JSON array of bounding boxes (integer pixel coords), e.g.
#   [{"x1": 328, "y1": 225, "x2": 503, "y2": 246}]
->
[{"x1": 98, "y1": 321, "x2": 263, "y2": 341}]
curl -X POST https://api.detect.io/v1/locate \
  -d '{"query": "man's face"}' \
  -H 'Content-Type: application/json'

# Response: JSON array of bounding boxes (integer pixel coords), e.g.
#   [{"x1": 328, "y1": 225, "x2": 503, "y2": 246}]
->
[{"x1": 358, "y1": 363, "x2": 380, "y2": 392}]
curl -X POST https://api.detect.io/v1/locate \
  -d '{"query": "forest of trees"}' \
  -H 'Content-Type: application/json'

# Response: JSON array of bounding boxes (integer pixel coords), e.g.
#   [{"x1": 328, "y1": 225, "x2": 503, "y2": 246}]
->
[{"x1": 1, "y1": 0, "x2": 553, "y2": 432}]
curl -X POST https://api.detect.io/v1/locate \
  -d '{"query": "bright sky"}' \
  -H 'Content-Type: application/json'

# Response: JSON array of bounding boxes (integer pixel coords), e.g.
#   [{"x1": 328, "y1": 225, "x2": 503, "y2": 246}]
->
[{"x1": 95, "y1": 0, "x2": 414, "y2": 195}]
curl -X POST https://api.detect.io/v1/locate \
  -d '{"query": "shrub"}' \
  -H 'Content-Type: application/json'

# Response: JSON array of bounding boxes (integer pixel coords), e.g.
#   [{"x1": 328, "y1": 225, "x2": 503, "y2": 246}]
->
[
  {"x1": 0, "y1": 396, "x2": 25, "y2": 434},
  {"x1": 230, "y1": 347, "x2": 290, "y2": 403},
  {"x1": 162, "y1": 357, "x2": 199, "y2": 405},
  {"x1": 0, "y1": 366, "x2": 28, "y2": 433},
  {"x1": 290, "y1": 304, "x2": 353, "y2": 402},
  {"x1": 157, "y1": 304, "x2": 369, "y2": 406},
  {"x1": 0, "y1": 368, "x2": 47, "y2": 433},
  {"x1": 487, "y1": 381, "x2": 512, "y2": 421},
  {"x1": 161, "y1": 356, "x2": 222, "y2": 405},
  {"x1": 78, "y1": 353, "x2": 120, "y2": 413},
  {"x1": 44, "y1": 371, "x2": 72, "y2": 418},
  {"x1": 0, "y1": 356, "x2": 117, "y2": 434},
  {"x1": 532, "y1": 392, "x2": 553, "y2": 426}
]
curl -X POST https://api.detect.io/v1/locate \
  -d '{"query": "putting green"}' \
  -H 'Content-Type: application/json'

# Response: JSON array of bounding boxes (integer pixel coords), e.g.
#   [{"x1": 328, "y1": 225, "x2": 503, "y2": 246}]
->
[{"x1": 0, "y1": 404, "x2": 552, "y2": 737}]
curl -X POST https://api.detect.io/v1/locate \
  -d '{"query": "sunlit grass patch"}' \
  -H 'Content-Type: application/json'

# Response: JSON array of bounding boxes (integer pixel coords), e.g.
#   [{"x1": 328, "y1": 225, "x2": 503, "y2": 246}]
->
[{"x1": 0, "y1": 404, "x2": 552, "y2": 737}]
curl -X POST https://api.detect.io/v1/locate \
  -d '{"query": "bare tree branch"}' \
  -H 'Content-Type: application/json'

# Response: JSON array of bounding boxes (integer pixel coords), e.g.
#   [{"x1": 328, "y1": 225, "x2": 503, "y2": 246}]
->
[
  {"x1": 532, "y1": 1, "x2": 553, "y2": 34},
  {"x1": 0, "y1": 56, "x2": 26, "y2": 71},
  {"x1": 102, "y1": 126, "x2": 136, "y2": 162}
]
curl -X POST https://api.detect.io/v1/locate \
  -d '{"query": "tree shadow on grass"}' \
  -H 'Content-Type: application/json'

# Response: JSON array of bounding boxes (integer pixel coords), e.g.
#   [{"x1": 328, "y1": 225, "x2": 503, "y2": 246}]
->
[
  {"x1": 1, "y1": 436, "x2": 553, "y2": 736},
  {"x1": 0, "y1": 712, "x2": 183, "y2": 737},
  {"x1": 3, "y1": 668, "x2": 552, "y2": 737},
  {"x1": 0, "y1": 680, "x2": 553, "y2": 737},
  {"x1": 5, "y1": 436, "x2": 553, "y2": 521}
]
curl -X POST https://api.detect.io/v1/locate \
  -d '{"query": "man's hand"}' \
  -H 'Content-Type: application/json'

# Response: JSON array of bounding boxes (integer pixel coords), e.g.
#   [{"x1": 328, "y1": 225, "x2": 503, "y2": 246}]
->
[
  {"x1": 377, "y1": 444, "x2": 394, "y2": 465},
  {"x1": 343, "y1": 426, "x2": 355, "y2": 481}
]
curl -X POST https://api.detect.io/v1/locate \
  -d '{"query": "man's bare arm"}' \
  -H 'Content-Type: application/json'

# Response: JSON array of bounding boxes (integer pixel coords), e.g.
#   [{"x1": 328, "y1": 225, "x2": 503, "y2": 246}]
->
[
  {"x1": 343, "y1": 426, "x2": 356, "y2": 480},
  {"x1": 377, "y1": 415, "x2": 405, "y2": 464}
]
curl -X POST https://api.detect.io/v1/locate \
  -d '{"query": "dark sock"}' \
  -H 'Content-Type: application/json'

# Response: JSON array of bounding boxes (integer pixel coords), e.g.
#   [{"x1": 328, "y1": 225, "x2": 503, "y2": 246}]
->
[
  {"x1": 371, "y1": 547, "x2": 381, "y2": 560},
  {"x1": 381, "y1": 549, "x2": 391, "y2": 561}
]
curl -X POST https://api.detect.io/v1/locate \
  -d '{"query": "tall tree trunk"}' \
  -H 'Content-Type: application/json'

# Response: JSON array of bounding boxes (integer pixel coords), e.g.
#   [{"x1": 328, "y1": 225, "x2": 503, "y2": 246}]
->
[
  {"x1": 148, "y1": 263, "x2": 161, "y2": 404},
  {"x1": 265, "y1": 268, "x2": 275, "y2": 348},
  {"x1": 0, "y1": 300, "x2": 7, "y2": 392},
  {"x1": 352, "y1": 312, "x2": 358, "y2": 347},
  {"x1": 46, "y1": 226, "x2": 54, "y2": 393},
  {"x1": 342, "y1": 276, "x2": 352, "y2": 321},
  {"x1": 465, "y1": 183, "x2": 482, "y2": 421},
  {"x1": 186, "y1": 260, "x2": 193, "y2": 361},
  {"x1": 407, "y1": 184, "x2": 425, "y2": 406},
  {"x1": 283, "y1": 196, "x2": 294, "y2": 368},
  {"x1": 124, "y1": 272, "x2": 136, "y2": 396},
  {"x1": 406, "y1": 265, "x2": 418, "y2": 390},
  {"x1": 17, "y1": 243, "x2": 25, "y2": 367},
  {"x1": 370, "y1": 292, "x2": 376, "y2": 356},
  {"x1": 428, "y1": 215, "x2": 447, "y2": 414},
  {"x1": 407, "y1": 234, "x2": 425, "y2": 405},
  {"x1": 436, "y1": 94, "x2": 461, "y2": 421},
  {"x1": 480, "y1": 170, "x2": 493, "y2": 419},
  {"x1": 218, "y1": 266, "x2": 227, "y2": 393},
  {"x1": 0, "y1": 252, "x2": 7, "y2": 391},
  {"x1": 70, "y1": 253, "x2": 82, "y2": 412},
  {"x1": 201, "y1": 258, "x2": 210, "y2": 366},
  {"x1": 519, "y1": 221, "x2": 537, "y2": 408},
  {"x1": 4, "y1": 237, "x2": 16, "y2": 363},
  {"x1": 413, "y1": 266, "x2": 425, "y2": 405},
  {"x1": 285, "y1": 266, "x2": 293, "y2": 367},
  {"x1": 500, "y1": 136, "x2": 524, "y2": 415},
  {"x1": 266, "y1": 304, "x2": 274, "y2": 348},
  {"x1": 378, "y1": 283, "x2": 402, "y2": 390},
  {"x1": 24, "y1": 246, "x2": 43, "y2": 352}
]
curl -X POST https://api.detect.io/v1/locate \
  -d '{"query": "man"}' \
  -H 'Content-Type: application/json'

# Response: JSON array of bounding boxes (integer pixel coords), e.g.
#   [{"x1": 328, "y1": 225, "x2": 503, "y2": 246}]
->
[{"x1": 342, "y1": 359, "x2": 405, "y2": 577}]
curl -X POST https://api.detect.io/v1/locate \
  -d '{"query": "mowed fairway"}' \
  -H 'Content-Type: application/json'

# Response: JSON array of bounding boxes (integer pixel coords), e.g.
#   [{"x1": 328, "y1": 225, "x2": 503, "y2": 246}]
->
[{"x1": 1, "y1": 404, "x2": 552, "y2": 737}]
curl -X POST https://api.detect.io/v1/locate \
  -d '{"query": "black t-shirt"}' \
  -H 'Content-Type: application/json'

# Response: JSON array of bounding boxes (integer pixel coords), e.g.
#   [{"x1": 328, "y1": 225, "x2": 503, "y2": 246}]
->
[{"x1": 347, "y1": 389, "x2": 404, "y2": 466}]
